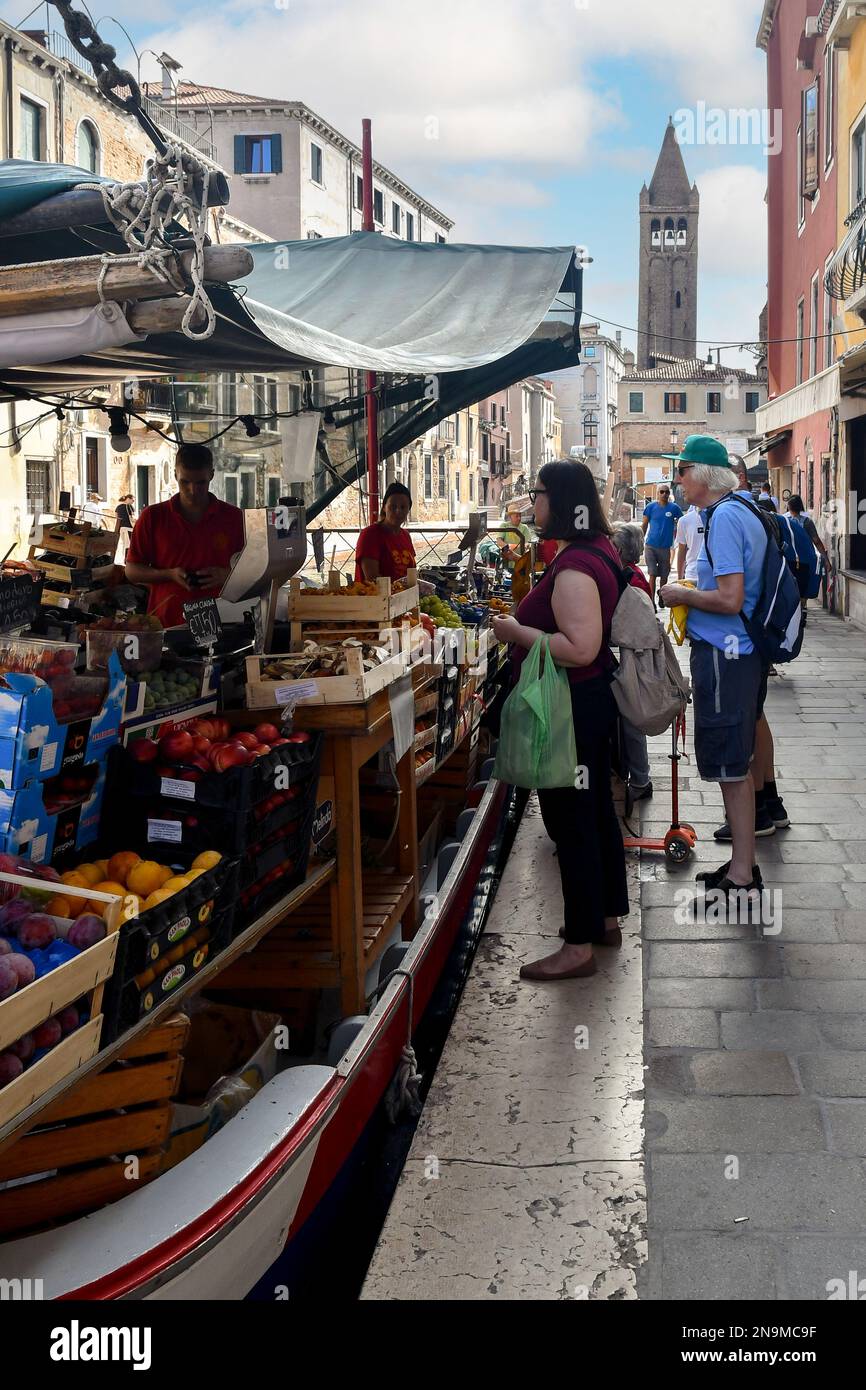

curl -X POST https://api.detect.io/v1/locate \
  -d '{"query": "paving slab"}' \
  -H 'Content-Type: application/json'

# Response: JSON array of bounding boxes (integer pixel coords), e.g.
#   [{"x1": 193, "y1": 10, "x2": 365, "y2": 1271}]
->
[{"x1": 648, "y1": 1154, "x2": 866, "y2": 1233}]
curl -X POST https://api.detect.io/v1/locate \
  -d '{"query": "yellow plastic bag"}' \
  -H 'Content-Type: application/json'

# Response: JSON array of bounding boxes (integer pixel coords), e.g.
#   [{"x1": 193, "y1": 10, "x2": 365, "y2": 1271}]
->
[{"x1": 667, "y1": 579, "x2": 696, "y2": 646}]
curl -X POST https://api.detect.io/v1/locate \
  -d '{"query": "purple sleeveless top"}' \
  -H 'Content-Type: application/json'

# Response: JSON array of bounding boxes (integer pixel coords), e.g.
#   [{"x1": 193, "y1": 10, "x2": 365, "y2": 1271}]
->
[{"x1": 511, "y1": 536, "x2": 622, "y2": 685}]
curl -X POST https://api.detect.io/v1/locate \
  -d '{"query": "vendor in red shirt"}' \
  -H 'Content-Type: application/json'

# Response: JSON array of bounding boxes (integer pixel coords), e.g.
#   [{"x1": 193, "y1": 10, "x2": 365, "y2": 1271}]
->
[
  {"x1": 355, "y1": 482, "x2": 416, "y2": 583},
  {"x1": 125, "y1": 443, "x2": 245, "y2": 626}
]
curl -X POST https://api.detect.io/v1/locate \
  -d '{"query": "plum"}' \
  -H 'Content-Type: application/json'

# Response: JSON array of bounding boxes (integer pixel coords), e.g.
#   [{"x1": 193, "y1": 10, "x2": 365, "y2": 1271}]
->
[
  {"x1": 32, "y1": 1018, "x2": 62, "y2": 1050},
  {"x1": 6, "y1": 954, "x2": 36, "y2": 988},
  {"x1": 18, "y1": 913, "x2": 58, "y2": 950},
  {"x1": 8, "y1": 1032, "x2": 35, "y2": 1062},
  {"x1": 0, "y1": 958, "x2": 18, "y2": 1000},
  {"x1": 0, "y1": 1052, "x2": 24, "y2": 1085},
  {"x1": 67, "y1": 915, "x2": 107, "y2": 950},
  {"x1": 0, "y1": 897, "x2": 33, "y2": 936},
  {"x1": 56, "y1": 1005, "x2": 80, "y2": 1036},
  {"x1": 0, "y1": 938, "x2": 11, "y2": 956}
]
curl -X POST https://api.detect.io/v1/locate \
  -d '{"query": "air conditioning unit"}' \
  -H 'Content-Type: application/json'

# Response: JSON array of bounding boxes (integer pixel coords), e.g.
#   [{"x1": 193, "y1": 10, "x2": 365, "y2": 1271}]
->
[{"x1": 805, "y1": 16, "x2": 820, "y2": 37}]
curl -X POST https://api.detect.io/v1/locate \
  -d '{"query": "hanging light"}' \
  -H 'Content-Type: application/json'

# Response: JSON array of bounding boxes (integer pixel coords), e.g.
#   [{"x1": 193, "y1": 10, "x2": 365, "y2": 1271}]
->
[
  {"x1": 240, "y1": 415, "x2": 261, "y2": 438},
  {"x1": 107, "y1": 406, "x2": 131, "y2": 453}
]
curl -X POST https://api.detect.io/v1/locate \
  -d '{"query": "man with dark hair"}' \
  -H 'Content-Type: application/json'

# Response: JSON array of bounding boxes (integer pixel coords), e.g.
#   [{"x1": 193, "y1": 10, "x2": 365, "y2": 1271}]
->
[
  {"x1": 642, "y1": 484, "x2": 682, "y2": 608},
  {"x1": 125, "y1": 444, "x2": 244, "y2": 626}
]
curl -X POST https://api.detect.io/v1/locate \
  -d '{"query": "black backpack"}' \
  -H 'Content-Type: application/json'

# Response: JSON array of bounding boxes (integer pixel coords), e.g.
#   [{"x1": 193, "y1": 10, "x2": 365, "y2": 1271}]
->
[{"x1": 704, "y1": 493, "x2": 804, "y2": 664}]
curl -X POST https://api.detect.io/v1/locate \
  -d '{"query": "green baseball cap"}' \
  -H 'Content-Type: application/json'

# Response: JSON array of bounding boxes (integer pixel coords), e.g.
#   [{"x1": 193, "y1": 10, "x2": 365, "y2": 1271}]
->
[{"x1": 660, "y1": 433, "x2": 730, "y2": 466}]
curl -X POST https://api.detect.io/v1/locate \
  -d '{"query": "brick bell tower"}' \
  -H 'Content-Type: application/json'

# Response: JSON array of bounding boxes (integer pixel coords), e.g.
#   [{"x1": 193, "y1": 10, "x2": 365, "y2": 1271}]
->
[{"x1": 638, "y1": 119, "x2": 700, "y2": 368}]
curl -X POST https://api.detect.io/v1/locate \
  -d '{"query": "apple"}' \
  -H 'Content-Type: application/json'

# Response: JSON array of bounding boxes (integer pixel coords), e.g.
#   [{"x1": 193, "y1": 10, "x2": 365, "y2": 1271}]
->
[
  {"x1": 254, "y1": 723, "x2": 280, "y2": 743},
  {"x1": 233, "y1": 732, "x2": 260, "y2": 750},
  {"x1": 286, "y1": 732, "x2": 311, "y2": 744},
  {"x1": 159, "y1": 730, "x2": 195, "y2": 763},
  {"x1": 191, "y1": 735, "x2": 212, "y2": 756},
  {"x1": 129, "y1": 739, "x2": 160, "y2": 763}
]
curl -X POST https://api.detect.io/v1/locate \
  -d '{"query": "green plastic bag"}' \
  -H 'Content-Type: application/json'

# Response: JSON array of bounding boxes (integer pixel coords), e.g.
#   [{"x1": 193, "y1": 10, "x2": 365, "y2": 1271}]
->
[{"x1": 493, "y1": 636, "x2": 578, "y2": 789}]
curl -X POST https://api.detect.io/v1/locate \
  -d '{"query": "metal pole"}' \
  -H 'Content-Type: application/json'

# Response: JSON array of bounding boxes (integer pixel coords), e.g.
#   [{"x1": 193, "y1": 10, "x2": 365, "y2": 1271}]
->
[{"x1": 362, "y1": 118, "x2": 380, "y2": 521}]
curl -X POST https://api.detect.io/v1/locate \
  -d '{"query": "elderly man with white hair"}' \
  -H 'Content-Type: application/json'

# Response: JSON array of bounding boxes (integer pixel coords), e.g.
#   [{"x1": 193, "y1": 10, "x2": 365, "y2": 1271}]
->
[{"x1": 660, "y1": 435, "x2": 768, "y2": 912}]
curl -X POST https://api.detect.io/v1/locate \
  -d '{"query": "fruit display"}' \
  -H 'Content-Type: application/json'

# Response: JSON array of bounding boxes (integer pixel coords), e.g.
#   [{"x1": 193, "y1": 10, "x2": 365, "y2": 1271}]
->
[
  {"x1": 299, "y1": 579, "x2": 380, "y2": 597},
  {"x1": 0, "y1": 637, "x2": 78, "y2": 681},
  {"x1": 85, "y1": 615, "x2": 164, "y2": 678},
  {"x1": 135, "y1": 662, "x2": 212, "y2": 713},
  {"x1": 0, "y1": 758, "x2": 109, "y2": 866},
  {"x1": 420, "y1": 596, "x2": 464, "y2": 629}
]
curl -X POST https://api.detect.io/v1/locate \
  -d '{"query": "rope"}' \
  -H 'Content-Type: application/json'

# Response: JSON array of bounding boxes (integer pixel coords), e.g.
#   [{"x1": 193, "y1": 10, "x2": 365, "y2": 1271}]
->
[{"x1": 367, "y1": 966, "x2": 424, "y2": 1123}]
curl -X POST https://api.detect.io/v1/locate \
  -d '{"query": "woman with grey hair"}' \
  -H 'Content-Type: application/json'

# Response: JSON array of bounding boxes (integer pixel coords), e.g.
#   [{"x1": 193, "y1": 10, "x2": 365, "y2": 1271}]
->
[
  {"x1": 611, "y1": 523, "x2": 654, "y2": 802},
  {"x1": 660, "y1": 435, "x2": 768, "y2": 911}
]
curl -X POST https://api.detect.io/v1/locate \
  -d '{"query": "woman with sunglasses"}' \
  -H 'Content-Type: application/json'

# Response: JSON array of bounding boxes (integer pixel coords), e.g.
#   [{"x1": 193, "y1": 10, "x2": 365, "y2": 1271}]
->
[{"x1": 490, "y1": 460, "x2": 629, "y2": 981}]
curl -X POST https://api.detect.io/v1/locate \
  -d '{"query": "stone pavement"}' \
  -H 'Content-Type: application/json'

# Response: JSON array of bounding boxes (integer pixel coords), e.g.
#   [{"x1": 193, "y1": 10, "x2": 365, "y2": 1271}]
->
[
  {"x1": 362, "y1": 607, "x2": 866, "y2": 1301},
  {"x1": 642, "y1": 607, "x2": 866, "y2": 1300}
]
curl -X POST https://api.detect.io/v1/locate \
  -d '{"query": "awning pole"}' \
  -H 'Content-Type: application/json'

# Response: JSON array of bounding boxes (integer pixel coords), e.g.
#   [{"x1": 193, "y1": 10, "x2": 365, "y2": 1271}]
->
[{"x1": 362, "y1": 118, "x2": 380, "y2": 521}]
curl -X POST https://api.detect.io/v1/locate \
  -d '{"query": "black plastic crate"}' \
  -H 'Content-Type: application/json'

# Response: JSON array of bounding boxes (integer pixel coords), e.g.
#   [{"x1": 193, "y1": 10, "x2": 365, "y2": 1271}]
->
[
  {"x1": 106, "y1": 852, "x2": 239, "y2": 978},
  {"x1": 108, "y1": 733, "x2": 322, "y2": 815},
  {"x1": 101, "y1": 903, "x2": 235, "y2": 1043}
]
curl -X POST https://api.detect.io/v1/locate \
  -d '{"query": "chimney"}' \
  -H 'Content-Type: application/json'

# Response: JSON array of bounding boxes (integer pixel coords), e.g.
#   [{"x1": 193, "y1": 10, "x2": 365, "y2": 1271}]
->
[{"x1": 615, "y1": 330, "x2": 622, "y2": 348}]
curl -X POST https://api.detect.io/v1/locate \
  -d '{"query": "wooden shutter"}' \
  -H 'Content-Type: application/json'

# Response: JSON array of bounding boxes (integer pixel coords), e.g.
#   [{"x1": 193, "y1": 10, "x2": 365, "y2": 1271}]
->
[
  {"x1": 234, "y1": 135, "x2": 246, "y2": 173},
  {"x1": 270, "y1": 133, "x2": 283, "y2": 174}
]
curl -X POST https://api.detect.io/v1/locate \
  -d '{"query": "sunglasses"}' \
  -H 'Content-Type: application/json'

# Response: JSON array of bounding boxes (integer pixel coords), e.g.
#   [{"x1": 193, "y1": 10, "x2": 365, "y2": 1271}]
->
[
  {"x1": 676, "y1": 465, "x2": 695, "y2": 477},
  {"x1": 527, "y1": 488, "x2": 547, "y2": 502}
]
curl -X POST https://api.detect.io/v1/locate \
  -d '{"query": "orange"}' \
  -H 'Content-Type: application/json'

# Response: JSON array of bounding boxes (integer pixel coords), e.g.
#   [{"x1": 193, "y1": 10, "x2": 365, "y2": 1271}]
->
[
  {"x1": 60, "y1": 870, "x2": 88, "y2": 889},
  {"x1": 155, "y1": 865, "x2": 175, "y2": 887},
  {"x1": 45, "y1": 894, "x2": 72, "y2": 918},
  {"x1": 127, "y1": 860, "x2": 168, "y2": 898},
  {"x1": 143, "y1": 888, "x2": 174, "y2": 909},
  {"x1": 92, "y1": 859, "x2": 109, "y2": 878},
  {"x1": 107, "y1": 851, "x2": 142, "y2": 886},
  {"x1": 161, "y1": 875, "x2": 191, "y2": 895},
  {"x1": 85, "y1": 880, "x2": 127, "y2": 918},
  {"x1": 74, "y1": 864, "x2": 103, "y2": 888},
  {"x1": 191, "y1": 851, "x2": 222, "y2": 872}
]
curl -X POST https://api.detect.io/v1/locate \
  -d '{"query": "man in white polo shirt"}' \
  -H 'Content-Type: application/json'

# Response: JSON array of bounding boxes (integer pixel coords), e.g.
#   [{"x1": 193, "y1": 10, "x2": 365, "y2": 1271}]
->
[{"x1": 675, "y1": 504, "x2": 704, "y2": 582}]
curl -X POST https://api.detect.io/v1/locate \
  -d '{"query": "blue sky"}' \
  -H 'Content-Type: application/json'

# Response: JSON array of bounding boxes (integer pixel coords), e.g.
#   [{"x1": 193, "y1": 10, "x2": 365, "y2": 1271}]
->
[{"x1": 17, "y1": 0, "x2": 770, "y2": 367}]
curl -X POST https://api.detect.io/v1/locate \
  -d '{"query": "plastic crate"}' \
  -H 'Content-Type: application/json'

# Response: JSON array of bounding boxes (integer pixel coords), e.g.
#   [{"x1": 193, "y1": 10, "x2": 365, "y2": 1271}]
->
[{"x1": 109, "y1": 733, "x2": 323, "y2": 815}]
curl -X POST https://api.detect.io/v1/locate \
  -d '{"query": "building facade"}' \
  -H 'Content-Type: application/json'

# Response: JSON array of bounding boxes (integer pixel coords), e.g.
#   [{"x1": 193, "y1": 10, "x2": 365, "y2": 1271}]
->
[
  {"x1": 613, "y1": 358, "x2": 766, "y2": 509},
  {"x1": 143, "y1": 84, "x2": 453, "y2": 245},
  {"x1": 637, "y1": 121, "x2": 700, "y2": 369},
  {"x1": 548, "y1": 322, "x2": 629, "y2": 482},
  {"x1": 755, "y1": 1, "x2": 841, "y2": 598},
  {"x1": 823, "y1": 0, "x2": 866, "y2": 628}
]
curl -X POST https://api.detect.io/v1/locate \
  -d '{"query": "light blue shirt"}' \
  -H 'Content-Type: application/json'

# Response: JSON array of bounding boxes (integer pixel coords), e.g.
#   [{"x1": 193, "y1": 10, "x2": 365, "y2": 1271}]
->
[{"x1": 687, "y1": 494, "x2": 768, "y2": 653}]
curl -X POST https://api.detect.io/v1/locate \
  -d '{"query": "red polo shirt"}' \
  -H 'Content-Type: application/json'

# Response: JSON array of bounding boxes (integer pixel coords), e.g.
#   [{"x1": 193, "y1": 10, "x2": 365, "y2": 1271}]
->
[{"x1": 127, "y1": 494, "x2": 245, "y2": 627}]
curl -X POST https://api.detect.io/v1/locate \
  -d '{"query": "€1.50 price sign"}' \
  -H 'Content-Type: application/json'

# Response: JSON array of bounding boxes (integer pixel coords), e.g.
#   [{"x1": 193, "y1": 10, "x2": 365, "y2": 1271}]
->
[{"x1": 183, "y1": 597, "x2": 222, "y2": 649}]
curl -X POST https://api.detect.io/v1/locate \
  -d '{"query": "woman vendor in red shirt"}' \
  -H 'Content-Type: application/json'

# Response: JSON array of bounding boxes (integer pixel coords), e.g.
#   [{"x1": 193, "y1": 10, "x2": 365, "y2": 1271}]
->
[{"x1": 355, "y1": 482, "x2": 416, "y2": 582}]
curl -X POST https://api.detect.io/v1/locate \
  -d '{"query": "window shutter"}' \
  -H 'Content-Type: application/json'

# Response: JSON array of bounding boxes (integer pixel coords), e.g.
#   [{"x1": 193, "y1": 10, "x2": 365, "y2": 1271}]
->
[
  {"x1": 271, "y1": 133, "x2": 283, "y2": 174},
  {"x1": 234, "y1": 135, "x2": 246, "y2": 173}
]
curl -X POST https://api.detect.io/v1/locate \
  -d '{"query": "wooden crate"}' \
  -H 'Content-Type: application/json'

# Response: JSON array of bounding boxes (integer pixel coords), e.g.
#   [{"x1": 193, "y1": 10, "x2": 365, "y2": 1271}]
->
[
  {"x1": 33, "y1": 523, "x2": 118, "y2": 561},
  {"x1": 245, "y1": 649, "x2": 407, "y2": 709},
  {"x1": 286, "y1": 569, "x2": 419, "y2": 623},
  {"x1": 0, "y1": 873, "x2": 122, "y2": 1131},
  {"x1": 0, "y1": 1013, "x2": 188, "y2": 1236}
]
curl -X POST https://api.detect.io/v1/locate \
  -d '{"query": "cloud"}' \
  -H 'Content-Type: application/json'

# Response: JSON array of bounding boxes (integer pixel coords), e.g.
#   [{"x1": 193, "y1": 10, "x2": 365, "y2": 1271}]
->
[{"x1": 696, "y1": 165, "x2": 767, "y2": 278}]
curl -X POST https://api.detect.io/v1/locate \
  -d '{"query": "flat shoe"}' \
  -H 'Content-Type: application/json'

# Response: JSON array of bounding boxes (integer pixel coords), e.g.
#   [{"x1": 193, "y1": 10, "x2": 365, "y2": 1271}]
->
[
  {"x1": 696, "y1": 861, "x2": 764, "y2": 889},
  {"x1": 559, "y1": 925, "x2": 622, "y2": 947},
  {"x1": 520, "y1": 954, "x2": 598, "y2": 981}
]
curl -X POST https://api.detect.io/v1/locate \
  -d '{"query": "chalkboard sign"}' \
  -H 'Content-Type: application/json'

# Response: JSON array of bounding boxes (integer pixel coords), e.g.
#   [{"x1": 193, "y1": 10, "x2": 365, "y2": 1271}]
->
[
  {"x1": 182, "y1": 597, "x2": 222, "y2": 649},
  {"x1": 0, "y1": 574, "x2": 42, "y2": 633}
]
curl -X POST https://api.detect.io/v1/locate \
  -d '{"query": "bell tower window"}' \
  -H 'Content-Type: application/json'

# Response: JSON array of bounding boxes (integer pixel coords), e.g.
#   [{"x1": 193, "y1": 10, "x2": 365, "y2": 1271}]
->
[{"x1": 651, "y1": 218, "x2": 661, "y2": 249}]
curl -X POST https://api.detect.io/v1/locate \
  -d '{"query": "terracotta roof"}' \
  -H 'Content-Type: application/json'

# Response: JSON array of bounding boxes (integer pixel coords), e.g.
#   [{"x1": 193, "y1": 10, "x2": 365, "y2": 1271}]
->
[
  {"x1": 623, "y1": 356, "x2": 762, "y2": 384},
  {"x1": 143, "y1": 81, "x2": 291, "y2": 107}
]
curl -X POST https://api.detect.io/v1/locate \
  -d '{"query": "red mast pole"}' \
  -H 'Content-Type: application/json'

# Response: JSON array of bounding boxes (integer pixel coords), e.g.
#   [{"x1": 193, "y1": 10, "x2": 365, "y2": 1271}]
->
[{"x1": 362, "y1": 118, "x2": 380, "y2": 521}]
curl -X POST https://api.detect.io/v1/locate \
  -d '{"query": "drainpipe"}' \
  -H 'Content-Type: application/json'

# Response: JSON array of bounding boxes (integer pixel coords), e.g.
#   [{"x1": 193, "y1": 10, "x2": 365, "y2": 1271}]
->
[{"x1": 5, "y1": 36, "x2": 14, "y2": 159}]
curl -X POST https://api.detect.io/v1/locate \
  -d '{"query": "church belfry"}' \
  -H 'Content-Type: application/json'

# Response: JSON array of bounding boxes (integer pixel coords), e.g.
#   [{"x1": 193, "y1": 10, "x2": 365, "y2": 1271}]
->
[{"x1": 637, "y1": 119, "x2": 699, "y2": 368}]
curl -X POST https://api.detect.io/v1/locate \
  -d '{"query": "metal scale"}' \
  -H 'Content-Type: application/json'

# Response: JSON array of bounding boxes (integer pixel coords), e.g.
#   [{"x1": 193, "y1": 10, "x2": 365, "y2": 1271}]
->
[{"x1": 220, "y1": 499, "x2": 308, "y2": 651}]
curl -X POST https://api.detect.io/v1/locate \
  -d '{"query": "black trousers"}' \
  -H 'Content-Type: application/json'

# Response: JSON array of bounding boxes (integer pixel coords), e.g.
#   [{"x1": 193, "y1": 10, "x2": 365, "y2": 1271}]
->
[{"x1": 536, "y1": 677, "x2": 629, "y2": 945}]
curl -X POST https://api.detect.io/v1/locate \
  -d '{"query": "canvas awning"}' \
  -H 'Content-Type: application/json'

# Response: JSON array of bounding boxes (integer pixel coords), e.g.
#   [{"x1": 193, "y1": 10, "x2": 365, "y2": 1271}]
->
[{"x1": 0, "y1": 160, "x2": 583, "y2": 512}]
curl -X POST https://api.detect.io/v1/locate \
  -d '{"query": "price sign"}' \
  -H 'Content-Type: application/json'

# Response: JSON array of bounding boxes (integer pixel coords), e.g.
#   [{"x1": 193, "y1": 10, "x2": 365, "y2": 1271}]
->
[
  {"x1": 183, "y1": 597, "x2": 222, "y2": 649},
  {"x1": 0, "y1": 574, "x2": 42, "y2": 633}
]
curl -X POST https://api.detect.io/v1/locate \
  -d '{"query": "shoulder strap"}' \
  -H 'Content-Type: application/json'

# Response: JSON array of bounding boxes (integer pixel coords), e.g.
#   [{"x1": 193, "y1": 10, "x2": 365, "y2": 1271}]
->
[
  {"x1": 555, "y1": 539, "x2": 628, "y2": 595},
  {"x1": 704, "y1": 491, "x2": 779, "y2": 568}
]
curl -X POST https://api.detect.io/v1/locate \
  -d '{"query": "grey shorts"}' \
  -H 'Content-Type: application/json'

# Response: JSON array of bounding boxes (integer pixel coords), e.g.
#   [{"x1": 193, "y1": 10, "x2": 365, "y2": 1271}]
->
[
  {"x1": 690, "y1": 640, "x2": 764, "y2": 782},
  {"x1": 644, "y1": 544, "x2": 671, "y2": 580}
]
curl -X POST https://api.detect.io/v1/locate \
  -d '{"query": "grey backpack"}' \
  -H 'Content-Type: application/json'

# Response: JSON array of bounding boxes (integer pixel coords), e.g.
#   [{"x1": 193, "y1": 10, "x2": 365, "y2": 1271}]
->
[{"x1": 566, "y1": 545, "x2": 691, "y2": 735}]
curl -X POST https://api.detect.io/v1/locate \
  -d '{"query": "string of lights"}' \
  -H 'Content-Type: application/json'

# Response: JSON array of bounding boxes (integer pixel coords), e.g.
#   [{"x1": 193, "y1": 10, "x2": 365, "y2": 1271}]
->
[{"x1": 583, "y1": 309, "x2": 866, "y2": 353}]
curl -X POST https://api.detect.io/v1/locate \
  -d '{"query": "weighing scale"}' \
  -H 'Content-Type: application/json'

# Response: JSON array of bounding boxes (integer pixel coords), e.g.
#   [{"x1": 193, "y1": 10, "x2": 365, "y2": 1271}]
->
[{"x1": 220, "y1": 500, "x2": 308, "y2": 651}]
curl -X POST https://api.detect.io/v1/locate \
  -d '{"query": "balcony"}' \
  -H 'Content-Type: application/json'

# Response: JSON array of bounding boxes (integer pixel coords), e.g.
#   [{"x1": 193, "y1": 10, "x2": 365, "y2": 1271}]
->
[
  {"x1": 136, "y1": 382, "x2": 175, "y2": 414},
  {"x1": 825, "y1": 196, "x2": 866, "y2": 316}
]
